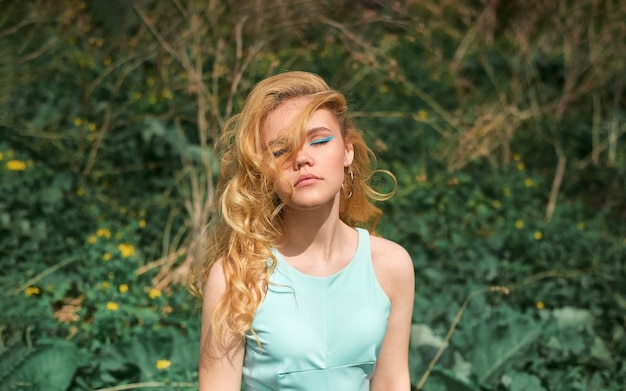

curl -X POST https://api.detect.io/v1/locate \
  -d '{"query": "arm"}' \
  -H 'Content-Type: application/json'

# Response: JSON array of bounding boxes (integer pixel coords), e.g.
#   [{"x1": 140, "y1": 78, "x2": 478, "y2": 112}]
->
[
  {"x1": 370, "y1": 238, "x2": 415, "y2": 391},
  {"x1": 198, "y1": 259, "x2": 245, "y2": 391}
]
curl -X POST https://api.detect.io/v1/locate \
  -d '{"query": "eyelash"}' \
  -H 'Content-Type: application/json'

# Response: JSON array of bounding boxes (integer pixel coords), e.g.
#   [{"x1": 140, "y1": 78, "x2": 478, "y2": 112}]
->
[
  {"x1": 272, "y1": 136, "x2": 334, "y2": 157},
  {"x1": 309, "y1": 136, "x2": 334, "y2": 147},
  {"x1": 272, "y1": 149, "x2": 288, "y2": 158}
]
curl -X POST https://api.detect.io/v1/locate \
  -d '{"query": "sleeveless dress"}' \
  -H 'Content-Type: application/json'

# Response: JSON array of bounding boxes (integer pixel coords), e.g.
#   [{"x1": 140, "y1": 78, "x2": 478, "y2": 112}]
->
[{"x1": 242, "y1": 228, "x2": 391, "y2": 390}]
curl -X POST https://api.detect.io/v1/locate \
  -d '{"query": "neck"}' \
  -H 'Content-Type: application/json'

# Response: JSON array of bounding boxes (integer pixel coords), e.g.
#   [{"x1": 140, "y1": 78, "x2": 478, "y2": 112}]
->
[{"x1": 278, "y1": 196, "x2": 350, "y2": 259}]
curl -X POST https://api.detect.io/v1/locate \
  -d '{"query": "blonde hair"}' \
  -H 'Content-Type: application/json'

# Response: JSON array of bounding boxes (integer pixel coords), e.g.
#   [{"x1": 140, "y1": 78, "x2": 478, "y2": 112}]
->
[{"x1": 189, "y1": 71, "x2": 394, "y2": 350}]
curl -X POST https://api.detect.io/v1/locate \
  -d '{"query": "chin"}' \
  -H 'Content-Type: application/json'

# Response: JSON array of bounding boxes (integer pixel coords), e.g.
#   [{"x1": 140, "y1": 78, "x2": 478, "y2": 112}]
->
[{"x1": 284, "y1": 195, "x2": 340, "y2": 212}]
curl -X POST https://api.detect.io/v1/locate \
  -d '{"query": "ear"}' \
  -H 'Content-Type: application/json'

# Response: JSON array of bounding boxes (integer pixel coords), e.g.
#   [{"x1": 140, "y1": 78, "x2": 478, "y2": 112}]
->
[{"x1": 344, "y1": 142, "x2": 354, "y2": 167}]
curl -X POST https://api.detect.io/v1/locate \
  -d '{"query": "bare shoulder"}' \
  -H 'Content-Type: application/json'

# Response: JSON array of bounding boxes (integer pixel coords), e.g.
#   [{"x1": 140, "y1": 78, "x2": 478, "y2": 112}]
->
[{"x1": 369, "y1": 235, "x2": 414, "y2": 299}]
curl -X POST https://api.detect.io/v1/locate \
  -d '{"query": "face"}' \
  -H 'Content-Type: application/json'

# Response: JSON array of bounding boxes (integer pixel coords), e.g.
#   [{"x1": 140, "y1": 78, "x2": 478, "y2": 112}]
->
[{"x1": 262, "y1": 97, "x2": 354, "y2": 211}]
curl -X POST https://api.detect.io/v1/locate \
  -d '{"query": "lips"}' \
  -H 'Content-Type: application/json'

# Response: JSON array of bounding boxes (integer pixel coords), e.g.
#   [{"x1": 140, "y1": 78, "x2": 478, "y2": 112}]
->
[{"x1": 294, "y1": 173, "x2": 321, "y2": 187}]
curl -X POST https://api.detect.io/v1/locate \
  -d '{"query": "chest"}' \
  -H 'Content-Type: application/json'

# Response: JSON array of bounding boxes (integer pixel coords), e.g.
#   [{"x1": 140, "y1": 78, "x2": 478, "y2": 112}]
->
[{"x1": 246, "y1": 265, "x2": 391, "y2": 371}]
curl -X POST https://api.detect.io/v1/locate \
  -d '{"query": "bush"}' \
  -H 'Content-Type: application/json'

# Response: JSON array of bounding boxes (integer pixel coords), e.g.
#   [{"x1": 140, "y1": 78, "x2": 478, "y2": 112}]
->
[{"x1": 1, "y1": 0, "x2": 624, "y2": 390}]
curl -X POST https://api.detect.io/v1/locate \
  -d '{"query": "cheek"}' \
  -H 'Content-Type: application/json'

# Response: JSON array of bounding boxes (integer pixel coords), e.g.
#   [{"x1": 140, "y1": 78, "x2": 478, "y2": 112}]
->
[{"x1": 274, "y1": 173, "x2": 293, "y2": 201}]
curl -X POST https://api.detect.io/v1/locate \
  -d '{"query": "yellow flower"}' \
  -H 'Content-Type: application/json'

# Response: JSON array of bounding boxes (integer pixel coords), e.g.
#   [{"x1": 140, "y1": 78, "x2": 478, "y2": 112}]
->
[
  {"x1": 88, "y1": 123, "x2": 97, "y2": 132},
  {"x1": 491, "y1": 200, "x2": 501, "y2": 208},
  {"x1": 161, "y1": 89, "x2": 173, "y2": 99},
  {"x1": 379, "y1": 85, "x2": 389, "y2": 94},
  {"x1": 25, "y1": 286, "x2": 40, "y2": 296},
  {"x1": 103, "y1": 252, "x2": 112, "y2": 261},
  {"x1": 524, "y1": 178, "x2": 534, "y2": 187},
  {"x1": 106, "y1": 302, "x2": 119, "y2": 311},
  {"x1": 515, "y1": 220, "x2": 524, "y2": 229},
  {"x1": 418, "y1": 110, "x2": 428, "y2": 120},
  {"x1": 0, "y1": 151, "x2": 3, "y2": 160},
  {"x1": 133, "y1": 91, "x2": 142, "y2": 100},
  {"x1": 534, "y1": 231, "x2": 542, "y2": 240},
  {"x1": 96, "y1": 228, "x2": 111, "y2": 239},
  {"x1": 149, "y1": 95, "x2": 157, "y2": 104},
  {"x1": 87, "y1": 235, "x2": 98, "y2": 244},
  {"x1": 7, "y1": 160, "x2": 26, "y2": 171},
  {"x1": 517, "y1": 162, "x2": 525, "y2": 171},
  {"x1": 119, "y1": 284, "x2": 129, "y2": 293},
  {"x1": 577, "y1": 222, "x2": 585, "y2": 230},
  {"x1": 139, "y1": 219, "x2": 146, "y2": 228},
  {"x1": 536, "y1": 301, "x2": 544, "y2": 309},
  {"x1": 76, "y1": 187, "x2": 84, "y2": 197},
  {"x1": 512, "y1": 153, "x2": 521, "y2": 161},
  {"x1": 101, "y1": 281, "x2": 111, "y2": 289},
  {"x1": 156, "y1": 359, "x2": 171, "y2": 370},
  {"x1": 118, "y1": 243, "x2": 135, "y2": 258},
  {"x1": 146, "y1": 77, "x2": 155, "y2": 87},
  {"x1": 503, "y1": 187, "x2": 511, "y2": 197},
  {"x1": 149, "y1": 288, "x2": 162, "y2": 299},
  {"x1": 103, "y1": 56, "x2": 112, "y2": 66},
  {"x1": 73, "y1": 117, "x2": 83, "y2": 127}
]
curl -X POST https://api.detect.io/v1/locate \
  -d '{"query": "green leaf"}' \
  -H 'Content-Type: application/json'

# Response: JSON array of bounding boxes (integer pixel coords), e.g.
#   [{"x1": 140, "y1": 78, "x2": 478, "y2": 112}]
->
[
  {"x1": 422, "y1": 367, "x2": 478, "y2": 391},
  {"x1": 502, "y1": 371, "x2": 547, "y2": 391},
  {"x1": 3, "y1": 340, "x2": 80, "y2": 391},
  {"x1": 552, "y1": 306, "x2": 593, "y2": 329},
  {"x1": 141, "y1": 118, "x2": 167, "y2": 142},
  {"x1": 95, "y1": 331, "x2": 198, "y2": 383},
  {"x1": 411, "y1": 323, "x2": 444, "y2": 349},
  {"x1": 455, "y1": 306, "x2": 542, "y2": 383}
]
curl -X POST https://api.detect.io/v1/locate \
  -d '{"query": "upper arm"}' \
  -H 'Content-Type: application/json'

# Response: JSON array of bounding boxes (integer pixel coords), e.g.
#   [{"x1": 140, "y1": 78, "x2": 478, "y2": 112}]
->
[
  {"x1": 198, "y1": 259, "x2": 245, "y2": 391},
  {"x1": 370, "y1": 238, "x2": 415, "y2": 390}
]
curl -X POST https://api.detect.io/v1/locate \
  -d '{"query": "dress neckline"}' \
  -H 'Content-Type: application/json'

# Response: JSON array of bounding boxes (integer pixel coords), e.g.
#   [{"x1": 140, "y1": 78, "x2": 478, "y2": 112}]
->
[{"x1": 272, "y1": 228, "x2": 366, "y2": 280}]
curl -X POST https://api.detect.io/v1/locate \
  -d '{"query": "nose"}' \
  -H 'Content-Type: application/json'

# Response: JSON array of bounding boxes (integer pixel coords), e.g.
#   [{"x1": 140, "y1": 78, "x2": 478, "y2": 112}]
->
[{"x1": 293, "y1": 146, "x2": 314, "y2": 170}]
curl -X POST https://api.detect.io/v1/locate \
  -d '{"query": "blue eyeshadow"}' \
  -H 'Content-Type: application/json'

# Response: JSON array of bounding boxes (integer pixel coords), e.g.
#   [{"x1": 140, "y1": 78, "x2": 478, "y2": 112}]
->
[{"x1": 309, "y1": 136, "x2": 334, "y2": 146}]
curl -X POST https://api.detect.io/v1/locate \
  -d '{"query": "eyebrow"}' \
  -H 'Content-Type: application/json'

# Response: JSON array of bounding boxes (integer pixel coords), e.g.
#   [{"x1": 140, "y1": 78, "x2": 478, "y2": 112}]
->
[
  {"x1": 267, "y1": 127, "x2": 332, "y2": 148},
  {"x1": 307, "y1": 127, "x2": 332, "y2": 136}
]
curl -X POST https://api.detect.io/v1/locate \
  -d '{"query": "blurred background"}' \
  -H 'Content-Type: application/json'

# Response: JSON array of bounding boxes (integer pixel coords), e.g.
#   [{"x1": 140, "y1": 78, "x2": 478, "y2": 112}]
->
[{"x1": 0, "y1": 0, "x2": 624, "y2": 390}]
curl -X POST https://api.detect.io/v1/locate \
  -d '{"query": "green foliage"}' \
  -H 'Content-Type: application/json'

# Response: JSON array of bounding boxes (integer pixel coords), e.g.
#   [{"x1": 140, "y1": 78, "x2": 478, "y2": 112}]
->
[
  {"x1": 379, "y1": 161, "x2": 624, "y2": 389},
  {"x1": 0, "y1": 340, "x2": 81, "y2": 391},
  {"x1": 1, "y1": 0, "x2": 624, "y2": 390},
  {"x1": 74, "y1": 330, "x2": 198, "y2": 390}
]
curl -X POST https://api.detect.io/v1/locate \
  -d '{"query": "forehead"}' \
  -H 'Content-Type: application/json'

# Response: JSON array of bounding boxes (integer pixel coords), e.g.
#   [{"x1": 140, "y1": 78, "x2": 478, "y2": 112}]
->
[{"x1": 262, "y1": 97, "x2": 339, "y2": 143}]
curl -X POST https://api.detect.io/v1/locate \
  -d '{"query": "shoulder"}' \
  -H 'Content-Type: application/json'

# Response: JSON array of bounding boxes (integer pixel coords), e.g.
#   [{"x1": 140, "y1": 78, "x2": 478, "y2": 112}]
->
[
  {"x1": 370, "y1": 235, "x2": 411, "y2": 264},
  {"x1": 369, "y1": 234, "x2": 414, "y2": 300}
]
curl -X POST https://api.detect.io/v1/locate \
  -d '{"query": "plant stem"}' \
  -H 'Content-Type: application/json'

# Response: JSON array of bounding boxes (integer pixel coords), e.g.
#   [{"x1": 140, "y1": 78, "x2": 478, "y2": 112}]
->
[
  {"x1": 414, "y1": 269, "x2": 593, "y2": 390},
  {"x1": 13, "y1": 255, "x2": 79, "y2": 295},
  {"x1": 415, "y1": 286, "x2": 490, "y2": 390},
  {"x1": 93, "y1": 382, "x2": 196, "y2": 391}
]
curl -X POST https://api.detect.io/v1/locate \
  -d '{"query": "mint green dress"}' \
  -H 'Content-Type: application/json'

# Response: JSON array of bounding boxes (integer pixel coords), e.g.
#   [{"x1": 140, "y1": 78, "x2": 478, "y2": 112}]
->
[{"x1": 242, "y1": 228, "x2": 391, "y2": 390}]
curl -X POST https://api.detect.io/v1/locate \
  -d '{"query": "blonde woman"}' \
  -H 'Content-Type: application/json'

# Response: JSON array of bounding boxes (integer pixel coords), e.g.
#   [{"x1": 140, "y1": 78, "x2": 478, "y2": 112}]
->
[{"x1": 189, "y1": 71, "x2": 414, "y2": 390}]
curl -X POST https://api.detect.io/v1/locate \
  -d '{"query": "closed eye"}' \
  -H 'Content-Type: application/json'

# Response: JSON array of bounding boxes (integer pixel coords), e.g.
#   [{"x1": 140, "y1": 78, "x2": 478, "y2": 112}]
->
[
  {"x1": 308, "y1": 136, "x2": 334, "y2": 147},
  {"x1": 272, "y1": 148, "x2": 289, "y2": 157}
]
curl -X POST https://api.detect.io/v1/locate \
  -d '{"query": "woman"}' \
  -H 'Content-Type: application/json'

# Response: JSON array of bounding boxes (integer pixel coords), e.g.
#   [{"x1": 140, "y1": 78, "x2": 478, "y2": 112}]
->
[{"x1": 189, "y1": 71, "x2": 414, "y2": 390}]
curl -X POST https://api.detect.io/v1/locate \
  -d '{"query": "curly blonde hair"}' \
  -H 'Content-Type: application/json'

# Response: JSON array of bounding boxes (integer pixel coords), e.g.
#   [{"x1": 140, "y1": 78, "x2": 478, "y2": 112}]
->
[{"x1": 188, "y1": 71, "x2": 394, "y2": 350}]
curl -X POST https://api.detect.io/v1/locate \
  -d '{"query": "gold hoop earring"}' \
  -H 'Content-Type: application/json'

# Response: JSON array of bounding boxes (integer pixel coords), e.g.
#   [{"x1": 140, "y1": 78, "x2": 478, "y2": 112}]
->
[{"x1": 343, "y1": 167, "x2": 354, "y2": 199}]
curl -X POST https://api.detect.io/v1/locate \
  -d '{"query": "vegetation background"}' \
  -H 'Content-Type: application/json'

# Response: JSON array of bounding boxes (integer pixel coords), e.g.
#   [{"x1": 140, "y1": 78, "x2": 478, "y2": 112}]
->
[{"x1": 0, "y1": 0, "x2": 624, "y2": 390}]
